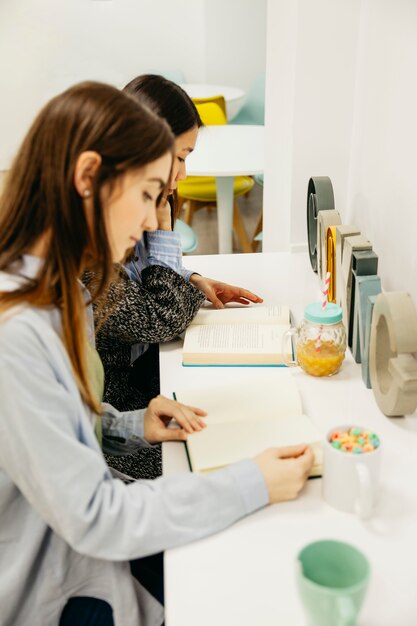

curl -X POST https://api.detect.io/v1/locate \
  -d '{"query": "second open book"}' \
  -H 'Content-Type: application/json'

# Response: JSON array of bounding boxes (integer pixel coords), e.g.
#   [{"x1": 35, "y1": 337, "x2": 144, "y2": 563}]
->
[
  {"x1": 182, "y1": 304, "x2": 292, "y2": 366},
  {"x1": 174, "y1": 372, "x2": 323, "y2": 477}
]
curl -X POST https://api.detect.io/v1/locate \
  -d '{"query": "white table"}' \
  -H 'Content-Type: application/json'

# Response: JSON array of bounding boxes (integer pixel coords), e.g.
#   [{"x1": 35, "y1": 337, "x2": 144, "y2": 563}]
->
[
  {"x1": 186, "y1": 124, "x2": 264, "y2": 254},
  {"x1": 180, "y1": 83, "x2": 245, "y2": 121},
  {"x1": 161, "y1": 252, "x2": 417, "y2": 626}
]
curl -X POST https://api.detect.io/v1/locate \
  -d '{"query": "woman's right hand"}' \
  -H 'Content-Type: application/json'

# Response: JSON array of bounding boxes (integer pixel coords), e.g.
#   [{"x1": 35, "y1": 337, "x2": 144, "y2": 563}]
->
[{"x1": 255, "y1": 445, "x2": 314, "y2": 503}]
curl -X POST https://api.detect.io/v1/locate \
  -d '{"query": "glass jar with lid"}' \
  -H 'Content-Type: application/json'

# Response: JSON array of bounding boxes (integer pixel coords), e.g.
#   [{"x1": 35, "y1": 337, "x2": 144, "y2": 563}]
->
[{"x1": 283, "y1": 302, "x2": 347, "y2": 377}]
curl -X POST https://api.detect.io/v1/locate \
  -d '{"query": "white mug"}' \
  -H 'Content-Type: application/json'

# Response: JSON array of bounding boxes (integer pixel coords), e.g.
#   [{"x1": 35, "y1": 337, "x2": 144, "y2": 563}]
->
[{"x1": 322, "y1": 425, "x2": 381, "y2": 519}]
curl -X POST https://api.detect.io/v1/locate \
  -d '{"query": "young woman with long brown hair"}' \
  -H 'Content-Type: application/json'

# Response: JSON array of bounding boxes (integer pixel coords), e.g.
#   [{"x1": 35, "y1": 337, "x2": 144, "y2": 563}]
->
[{"x1": 0, "y1": 81, "x2": 313, "y2": 626}]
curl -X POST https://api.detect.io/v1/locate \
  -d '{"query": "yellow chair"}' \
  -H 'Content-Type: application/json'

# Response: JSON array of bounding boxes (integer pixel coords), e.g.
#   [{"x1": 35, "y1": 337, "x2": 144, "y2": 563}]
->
[
  {"x1": 177, "y1": 97, "x2": 254, "y2": 253},
  {"x1": 191, "y1": 95, "x2": 227, "y2": 118}
]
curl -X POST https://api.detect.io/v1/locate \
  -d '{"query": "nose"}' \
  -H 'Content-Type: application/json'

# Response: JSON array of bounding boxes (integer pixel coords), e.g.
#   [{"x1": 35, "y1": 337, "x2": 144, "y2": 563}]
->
[
  {"x1": 143, "y1": 205, "x2": 158, "y2": 232},
  {"x1": 176, "y1": 160, "x2": 187, "y2": 182}
]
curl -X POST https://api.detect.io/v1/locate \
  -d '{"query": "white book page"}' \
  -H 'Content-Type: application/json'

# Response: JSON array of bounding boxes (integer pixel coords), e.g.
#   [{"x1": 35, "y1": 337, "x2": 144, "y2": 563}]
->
[
  {"x1": 190, "y1": 305, "x2": 290, "y2": 326},
  {"x1": 183, "y1": 323, "x2": 289, "y2": 355},
  {"x1": 175, "y1": 373, "x2": 302, "y2": 424},
  {"x1": 187, "y1": 415, "x2": 322, "y2": 474}
]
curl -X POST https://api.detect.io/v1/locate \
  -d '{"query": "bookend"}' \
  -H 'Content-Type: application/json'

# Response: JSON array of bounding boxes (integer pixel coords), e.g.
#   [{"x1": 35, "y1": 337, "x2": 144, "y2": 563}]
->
[
  {"x1": 349, "y1": 250, "x2": 379, "y2": 350},
  {"x1": 369, "y1": 292, "x2": 417, "y2": 416},
  {"x1": 326, "y1": 227, "x2": 337, "y2": 303},
  {"x1": 339, "y1": 234, "x2": 372, "y2": 334},
  {"x1": 317, "y1": 210, "x2": 341, "y2": 281},
  {"x1": 307, "y1": 176, "x2": 335, "y2": 273},
  {"x1": 336, "y1": 224, "x2": 360, "y2": 326},
  {"x1": 352, "y1": 277, "x2": 381, "y2": 388},
  {"x1": 335, "y1": 226, "x2": 360, "y2": 311}
]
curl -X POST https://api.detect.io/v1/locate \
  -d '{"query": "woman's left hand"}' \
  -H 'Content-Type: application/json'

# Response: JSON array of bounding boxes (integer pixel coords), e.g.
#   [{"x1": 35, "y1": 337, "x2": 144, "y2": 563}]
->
[
  {"x1": 189, "y1": 275, "x2": 263, "y2": 309},
  {"x1": 156, "y1": 198, "x2": 172, "y2": 231},
  {"x1": 144, "y1": 395, "x2": 207, "y2": 443}
]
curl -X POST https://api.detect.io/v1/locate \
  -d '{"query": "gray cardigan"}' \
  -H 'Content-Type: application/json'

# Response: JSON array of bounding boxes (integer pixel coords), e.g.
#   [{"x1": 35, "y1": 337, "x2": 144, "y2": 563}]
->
[{"x1": 0, "y1": 256, "x2": 268, "y2": 626}]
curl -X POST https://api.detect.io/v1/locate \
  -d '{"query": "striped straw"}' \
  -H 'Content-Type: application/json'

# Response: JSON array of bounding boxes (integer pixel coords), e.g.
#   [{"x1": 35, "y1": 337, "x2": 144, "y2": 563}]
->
[
  {"x1": 322, "y1": 272, "x2": 331, "y2": 308},
  {"x1": 316, "y1": 272, "x2": 331, "y2": 351}
]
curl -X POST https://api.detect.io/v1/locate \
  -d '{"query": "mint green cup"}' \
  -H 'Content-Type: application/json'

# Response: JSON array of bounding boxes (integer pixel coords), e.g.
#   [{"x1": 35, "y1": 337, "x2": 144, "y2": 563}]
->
[{"x1": 296, "y1": 540, "x2": 370, "y2": 626}]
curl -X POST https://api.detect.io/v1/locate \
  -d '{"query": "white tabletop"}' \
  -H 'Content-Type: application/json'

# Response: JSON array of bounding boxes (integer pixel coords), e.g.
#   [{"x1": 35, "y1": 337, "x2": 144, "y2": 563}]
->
[
  {"x1": 180, "y1": 83, "x2": 245, "y2": 120},
  {"x1": 180, "y1": 83, "x2": 244, "y2": 102},
  {"x1": 185, "y1": 124, "x2": 264, "y2": 177},
  {"x1": 161, "y1": 252, "x2": 417, "y2": 626}
]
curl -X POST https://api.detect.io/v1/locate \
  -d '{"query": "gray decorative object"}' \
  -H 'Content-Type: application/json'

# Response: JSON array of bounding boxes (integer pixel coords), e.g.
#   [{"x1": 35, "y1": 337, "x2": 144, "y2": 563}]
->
[
  {"x1": 307, "y1": 177, "x2": 335, "y2": 273},
  {"x1": 369, "y1": 292, "x2": 417, "y2": 416}
]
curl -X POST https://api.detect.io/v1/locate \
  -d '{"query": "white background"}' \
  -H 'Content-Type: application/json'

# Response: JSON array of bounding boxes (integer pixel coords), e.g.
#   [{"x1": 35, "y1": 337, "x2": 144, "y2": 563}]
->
[
  {"x1": 264, "y1": 0, "x2": 417, "y2": 308},
  {"x1": 1, "y1": 0, "x2": 416, "y2": 309},
  {"x1": 0, "y1": 0, "x2": 267, "y2": 169}
]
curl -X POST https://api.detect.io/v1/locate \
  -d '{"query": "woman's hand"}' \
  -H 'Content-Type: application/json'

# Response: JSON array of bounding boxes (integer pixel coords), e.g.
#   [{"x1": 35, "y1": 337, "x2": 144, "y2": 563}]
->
[
  {"x1": 156, "y1": 198, "x2": 172, "y2": 231},
  {"x1": 255, "y1": 445, "x2": 314, "y2": 503},
  {"x1": 189, "y1": 275, "x2": 263, "y2": 309},
  {"x1": 144, "y1": 395, "x2": 207, "y2": 443}
]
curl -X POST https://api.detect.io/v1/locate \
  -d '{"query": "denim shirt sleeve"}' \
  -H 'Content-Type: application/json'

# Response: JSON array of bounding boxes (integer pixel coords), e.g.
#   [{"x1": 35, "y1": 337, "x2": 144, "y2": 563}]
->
[
  {"x1": 145, "y1": 232, "x2": 197, "y2": 282},
  {"x1": 125, "y1": 233, "x2": 196, "y2": 284},
  {"x1": 181, "y1": 267, "x2": 194, "y2": 282},
  {"x1": 126, "y1": 232, "x2": 182, "y2": 280},
  {"x1": 145, "y1": 231, "x2": 182, "y2": 272},
  {"x1": 101, "y1": 403, "x2": 153, "y2": 456},
  {"x1": 0, "y1": 314, "x2": 269, "y2": 562}
]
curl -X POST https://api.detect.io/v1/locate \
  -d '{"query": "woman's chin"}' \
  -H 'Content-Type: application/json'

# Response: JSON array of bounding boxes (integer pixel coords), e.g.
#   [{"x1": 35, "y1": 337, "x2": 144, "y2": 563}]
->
[{"x1": 112, "y1": 248, "x2": 128, "y2": 264}]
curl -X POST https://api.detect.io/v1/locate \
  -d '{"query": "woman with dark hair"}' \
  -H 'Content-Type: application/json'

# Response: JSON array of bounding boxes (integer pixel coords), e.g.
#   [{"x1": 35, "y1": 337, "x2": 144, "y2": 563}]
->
[
  {"x1": 82, "y1": 76, "x2": 210, "y2": 479},
  {"x1": 123, "y1": 74, "x2": 262, "y2": 306},
  {"x1": 94, "y1": 75, "x2": 263, "y2": 479},
  {"x1": 0, "y1": 80, "x2": 314, "y2": 626}
]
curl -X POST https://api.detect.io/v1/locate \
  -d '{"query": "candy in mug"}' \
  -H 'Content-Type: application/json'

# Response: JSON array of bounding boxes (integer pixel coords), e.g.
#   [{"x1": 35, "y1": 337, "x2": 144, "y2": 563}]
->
[
  {"x1": 323, "y1": 425, "x2": 381, "y2": 518},
  {"x1": 329, "y1": 427, "x2": 380, "y2": 454},
  {"x1": 282, "y1": 302, "x2": 347, "y2": 377}
]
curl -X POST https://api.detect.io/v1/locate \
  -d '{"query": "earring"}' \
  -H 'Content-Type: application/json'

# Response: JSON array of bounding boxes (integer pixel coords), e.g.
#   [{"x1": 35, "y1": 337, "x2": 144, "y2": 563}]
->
[{"x1": 83, "y1": 189, "x2": 91, "y2": 198}]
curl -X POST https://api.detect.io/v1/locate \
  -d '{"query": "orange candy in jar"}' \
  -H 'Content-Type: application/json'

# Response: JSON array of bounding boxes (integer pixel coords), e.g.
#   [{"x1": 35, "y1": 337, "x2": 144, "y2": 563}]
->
[{"x1": 295, "y1": 303, "x2": 346, "y2": 377}]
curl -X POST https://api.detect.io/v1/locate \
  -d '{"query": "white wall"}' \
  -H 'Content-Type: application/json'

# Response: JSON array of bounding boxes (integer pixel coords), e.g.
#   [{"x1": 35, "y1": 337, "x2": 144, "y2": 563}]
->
[
  {"x1": 262, "y1": 0, "x2": 297, "y2": 252},
  {"x1": 0, "y1": 0, "x2": 267, "y2": 171},
  {"x1": 0, "y1": 0, "x2": 206, "y2": 169},
  {"x1": 263, "y1": 0, "x2": 361, "y2": 251},
  {"x1": 264, "y1": 0, "x2": 417, "y2": 306},
  {"x1": 346, "y1": 0, "x2": 417, "y2": 304},
  {"x1": 204, "y1": 0, "x2": 267, "y2": 91}
]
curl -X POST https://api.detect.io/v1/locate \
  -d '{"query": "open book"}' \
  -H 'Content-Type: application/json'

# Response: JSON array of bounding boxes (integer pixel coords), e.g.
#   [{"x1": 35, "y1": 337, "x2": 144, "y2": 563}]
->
[
  {"x1": 174, "y1": 373, "x2": 322, "y2": 477},
  {"x1": 182, "y1": 304, "x2": 291, "y2": 366}
]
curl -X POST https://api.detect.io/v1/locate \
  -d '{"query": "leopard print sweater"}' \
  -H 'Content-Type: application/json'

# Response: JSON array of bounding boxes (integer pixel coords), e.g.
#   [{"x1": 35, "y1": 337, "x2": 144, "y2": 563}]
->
[{"x1": 83, "y1": 265, "x2": 205, "y2": 479}]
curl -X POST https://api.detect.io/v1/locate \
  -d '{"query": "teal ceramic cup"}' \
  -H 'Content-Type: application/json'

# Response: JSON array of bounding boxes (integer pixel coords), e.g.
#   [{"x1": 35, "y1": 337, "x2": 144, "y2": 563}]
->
[{"x1": 296, "y1": 540, "x2": 370, "y2": 626}]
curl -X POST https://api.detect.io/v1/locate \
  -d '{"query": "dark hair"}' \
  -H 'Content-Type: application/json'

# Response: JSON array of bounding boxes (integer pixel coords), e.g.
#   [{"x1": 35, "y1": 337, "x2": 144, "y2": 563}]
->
[
  {"x1": 0, "y1": 81, "x2": 174, "y2": 413},
  {"x1": 123, "y1": 74, "x2": 202, "y2": 137},
  {"x1": 123, "y1": 74, "x2": 201, "y2": 225}
]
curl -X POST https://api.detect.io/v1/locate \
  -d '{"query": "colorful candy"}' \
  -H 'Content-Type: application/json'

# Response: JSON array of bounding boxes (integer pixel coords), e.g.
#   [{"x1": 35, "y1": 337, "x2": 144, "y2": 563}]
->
[{"x1": 329, "y1": 427, "x2": 380, "y2": 454}]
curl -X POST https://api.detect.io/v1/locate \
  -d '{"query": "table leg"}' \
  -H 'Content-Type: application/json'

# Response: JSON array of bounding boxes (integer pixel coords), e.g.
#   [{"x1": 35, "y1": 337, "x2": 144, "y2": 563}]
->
[{"x1": 215, "y1": 176, "x2": 234, "y2": 254}]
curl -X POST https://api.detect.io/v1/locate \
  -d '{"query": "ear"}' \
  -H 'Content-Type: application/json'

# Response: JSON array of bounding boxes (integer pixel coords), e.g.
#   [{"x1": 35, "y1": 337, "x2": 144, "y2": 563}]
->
[{"x1": 73, "y1": 151, "x2": 102, "y2": 198}]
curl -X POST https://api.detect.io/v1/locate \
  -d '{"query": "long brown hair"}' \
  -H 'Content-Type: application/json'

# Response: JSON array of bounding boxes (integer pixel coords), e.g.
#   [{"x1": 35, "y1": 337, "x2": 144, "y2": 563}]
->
[{"x1": 0, "y1": 81, "x2": 174, "y2": 413}]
